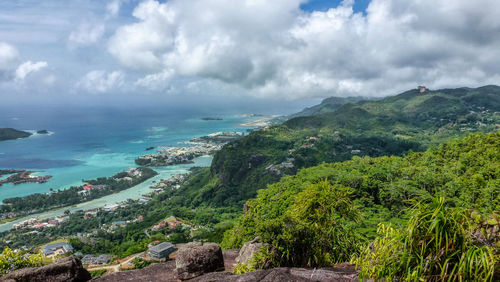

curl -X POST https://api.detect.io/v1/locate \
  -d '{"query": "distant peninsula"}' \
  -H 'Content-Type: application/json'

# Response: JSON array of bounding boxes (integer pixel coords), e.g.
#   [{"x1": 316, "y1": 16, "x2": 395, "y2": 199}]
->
[
  {"x1": 0, "y1": 169, "x2": 52, "y2": 186},
  {"x1": 0, "y1": 128, "x2": 32, "y2": 141},
  {"x1": 201, "y1": 117, "x2": 223, "y2": 121}
]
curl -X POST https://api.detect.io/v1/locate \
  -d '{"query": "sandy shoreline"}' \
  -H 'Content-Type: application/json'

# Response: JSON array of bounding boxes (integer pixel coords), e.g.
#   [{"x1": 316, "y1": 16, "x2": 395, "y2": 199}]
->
[{"x1": 237, "y1": 116, "x2": 276, "y2": 127}]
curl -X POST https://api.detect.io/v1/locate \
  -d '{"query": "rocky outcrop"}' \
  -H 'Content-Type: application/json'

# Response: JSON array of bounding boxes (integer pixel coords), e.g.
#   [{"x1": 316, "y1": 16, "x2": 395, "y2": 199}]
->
[
  {"x1": 236, "y1": 237, "x2": 270, "y2": 266},
  {"x1": 248, "y1": 154, "x2": 267, "y2": 169},
  {"x1": 175, "y1": 242, "x2": 225, "y2": 280},
  {"x1": 93, "y1": 261, "x2": 178, "y2": 282},
  {"x1": 190, "y1": 265, "x2": 359, "y2": 282},
  {"x1": 1, "y1": 256, "x2": 91, "y2": 282}
]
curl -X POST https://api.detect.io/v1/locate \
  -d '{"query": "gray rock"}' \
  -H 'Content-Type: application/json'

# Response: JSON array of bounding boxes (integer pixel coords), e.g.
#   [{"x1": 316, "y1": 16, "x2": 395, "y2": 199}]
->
[
  {"x1": 191, "y1": 266, "x2": 359, "y2": 282},
  {"x1": 175, "y1": 242, "x2": 225, "y2": 280},
  {"x1": 236, "y1": 237, "x2": 269, "y2": 266},
  {"x1": 0, "y1": 256, "x2": 91, "y2": 282}
]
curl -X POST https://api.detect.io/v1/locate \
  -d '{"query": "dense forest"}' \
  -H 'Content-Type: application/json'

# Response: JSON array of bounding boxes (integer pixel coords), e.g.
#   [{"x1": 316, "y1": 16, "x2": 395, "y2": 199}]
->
[
  {"x1": 220, "y1": 132, "x2": 499, "y2": 280},
  {"x1": 179, "y1": 86, "x2": 500, "y2": 209}
]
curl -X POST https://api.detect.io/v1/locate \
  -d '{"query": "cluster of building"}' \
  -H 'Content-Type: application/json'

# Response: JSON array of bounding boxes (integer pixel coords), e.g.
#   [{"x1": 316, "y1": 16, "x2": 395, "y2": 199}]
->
[
  {"x1": 136, "y1": 132, "x2": 244, "y2": 167},
  {"x1": 77, "y1": 184, "x2": 108, "y2": 196},
  {"x1": 151, "y1": 173, "x2": 187, "y2": 191},
  {"x1": 13, "y1": 215, "x2": 68, "y2": 230},
  {"x1": 151, "y1": 216, "x2": 183, "y2": 231},
  {"x1": 265, "y1": 158, "x2": 295, "y2": 176},
  {"x1": 81, "y1": 254, "x2": 111, "y2": 265}
]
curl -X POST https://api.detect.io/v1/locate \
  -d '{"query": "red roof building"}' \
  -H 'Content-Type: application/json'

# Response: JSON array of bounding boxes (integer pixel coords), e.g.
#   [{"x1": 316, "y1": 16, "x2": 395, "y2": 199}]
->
[{"x1": 83, "y1": 184, "x2": 93, "y2": 191}]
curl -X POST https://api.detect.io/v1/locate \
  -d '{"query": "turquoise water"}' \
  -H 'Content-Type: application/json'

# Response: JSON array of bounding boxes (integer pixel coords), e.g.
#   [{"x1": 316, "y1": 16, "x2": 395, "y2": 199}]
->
[
  {"x1": 0, "y1": 106, "x2": 255, "y2": 202},
  {"x1": 0, "y1": 156, "x2": 213, "y2": 232}
]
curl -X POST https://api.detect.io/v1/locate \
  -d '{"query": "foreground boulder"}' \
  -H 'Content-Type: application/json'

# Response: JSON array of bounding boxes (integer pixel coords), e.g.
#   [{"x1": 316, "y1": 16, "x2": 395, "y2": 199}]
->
[
  {"x1": 1, "y1": 256, "x2": 91, "y2": 282},
  {"x1": 175, "y1": 242, "x2": 225, "y2": 280},
  {"x1": 236, "y1": 237, "x2": 270, "y2": 266}
]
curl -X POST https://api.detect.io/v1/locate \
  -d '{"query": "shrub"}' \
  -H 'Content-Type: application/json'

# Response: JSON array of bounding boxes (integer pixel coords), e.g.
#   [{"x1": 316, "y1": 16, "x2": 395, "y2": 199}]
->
[
  {"x1": 0, "y1": 247, "x2": 44, "y2": 275},
  {"x1": 353, "y1": 197, "x2": 498, "y2": 281}
]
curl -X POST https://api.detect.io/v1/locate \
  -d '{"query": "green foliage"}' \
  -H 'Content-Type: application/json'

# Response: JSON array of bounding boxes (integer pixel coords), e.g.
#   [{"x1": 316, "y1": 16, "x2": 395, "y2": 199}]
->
[
  {"x1": 353, "y1": 197, "x2": 498, "y2": 281},
  {"x1": 178, "y1": 86, "x2": 500, "y2": 212},
  {"x1": 89, "y1": 269, "x2": 107, "y2": 278},
  {"x1": 130, "y1": 257, "x2": 155, "y2": 269},
  {"x1": 232, "y1": 246, "x2": 276, "y2": 274},
  {"x1": 223, "y1": 132, "x2": 499, "y2": 272},
  {"x1": 224, "y1": 181, "x2": 363, "y2": 267},
  {"x1": 0, "y1": 247, "x2": 44, "y2": 275}
]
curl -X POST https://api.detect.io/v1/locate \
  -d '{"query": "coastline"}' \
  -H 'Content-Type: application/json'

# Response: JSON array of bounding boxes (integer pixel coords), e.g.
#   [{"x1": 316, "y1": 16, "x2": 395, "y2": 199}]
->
[
  {"x1": 237, "y1": 116, "x2": 276, "y2": 127},
  {"x1": 0, "y1": 155, "x2": 212, "y2": 232}
]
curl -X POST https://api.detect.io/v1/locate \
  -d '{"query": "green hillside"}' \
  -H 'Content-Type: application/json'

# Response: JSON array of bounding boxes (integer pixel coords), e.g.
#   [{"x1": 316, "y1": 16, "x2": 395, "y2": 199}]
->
[
  {"x1": 183, "y1": 86, "x2": 500, "y2": 209},
  {"x1": 289, "y1": 96, "x2": 369, "y2": 118},
  {"x1": 222, "y1": 131, "x2": 499, "y2": 279}
]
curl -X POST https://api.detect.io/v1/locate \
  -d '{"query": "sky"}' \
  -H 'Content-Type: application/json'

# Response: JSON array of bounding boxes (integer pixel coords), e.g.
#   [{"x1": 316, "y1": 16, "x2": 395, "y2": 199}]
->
[{"x1": 1, "y1": 0, "x2": 500, "y2": 107}]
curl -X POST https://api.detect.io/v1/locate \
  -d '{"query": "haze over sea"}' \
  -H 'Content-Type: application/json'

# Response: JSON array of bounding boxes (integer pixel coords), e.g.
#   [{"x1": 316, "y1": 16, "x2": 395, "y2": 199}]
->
[{"x1": 0, "y1": 104, "x2": 260, "y2": 202}]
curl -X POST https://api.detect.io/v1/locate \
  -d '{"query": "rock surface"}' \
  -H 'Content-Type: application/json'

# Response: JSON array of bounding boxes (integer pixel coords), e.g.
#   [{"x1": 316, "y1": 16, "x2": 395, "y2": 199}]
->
[
  {"x1": 175, "y1": 242, "x2": 225, "y2": 280},
  {"x1": 191, "y1": 265, "x2": 359, "y2": 282},
  {"x1": 236, "y1": 237, "x2": 269, "y2": 266},
  {"x1": 93, "y1": 261, "x2": 178, "y2": 282},
  {"x1": 1, "y1": 256, "x2": 91, "y2": 282}
]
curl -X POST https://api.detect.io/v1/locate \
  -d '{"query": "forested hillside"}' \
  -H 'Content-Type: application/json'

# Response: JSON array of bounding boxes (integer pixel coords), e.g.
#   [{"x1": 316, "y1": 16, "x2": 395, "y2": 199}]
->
[
  {"x1": 223, "y1": 131, "x2": 499, "y2": 280},
  {"x1": 184, "y1": 86, "x2": 500, "y2": 208}
]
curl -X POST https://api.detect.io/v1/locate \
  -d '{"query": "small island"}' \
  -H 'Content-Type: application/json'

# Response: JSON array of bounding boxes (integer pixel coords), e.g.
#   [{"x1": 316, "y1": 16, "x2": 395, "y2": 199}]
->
[
  {"x1": 0, "y1": 128, "x2": 32, "y2": 141},
  {"x1": 201, "y1": 117, "x2": 223, "y2": 121},
  {"x1": 0, "y1": 169, "x2": 52, "y2": 186},
  {"x1": 37, "y1": 130, "x2": 49, "y2": 134},
  {"x1": 135, "y1": 132, "x2": 244, "y2": 166}
]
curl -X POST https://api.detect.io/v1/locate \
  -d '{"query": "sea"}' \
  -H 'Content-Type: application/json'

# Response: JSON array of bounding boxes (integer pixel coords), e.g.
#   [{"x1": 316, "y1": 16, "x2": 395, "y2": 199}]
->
[{"x1": 0, "y1": 105, "x2": 259, "y2": 203}]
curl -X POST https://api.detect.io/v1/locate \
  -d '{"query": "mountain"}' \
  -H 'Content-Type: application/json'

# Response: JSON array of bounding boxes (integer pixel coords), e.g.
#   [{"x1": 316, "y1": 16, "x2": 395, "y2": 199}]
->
[
  {"x1": 0, "y1": 128, "x2": 32, "y2": 141},
  {"x1": 178, "y1": 86, "x2": 500, "y2": 209},
  {"x1": 289, "y1": 96, "x2": 369, "y2": 118}
]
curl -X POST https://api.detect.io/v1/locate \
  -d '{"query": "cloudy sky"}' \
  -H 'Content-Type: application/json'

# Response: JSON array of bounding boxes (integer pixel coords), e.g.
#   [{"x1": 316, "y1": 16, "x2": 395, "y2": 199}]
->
[{"x1": 0, "y1": 0, "x2": 499, "y2": 106}]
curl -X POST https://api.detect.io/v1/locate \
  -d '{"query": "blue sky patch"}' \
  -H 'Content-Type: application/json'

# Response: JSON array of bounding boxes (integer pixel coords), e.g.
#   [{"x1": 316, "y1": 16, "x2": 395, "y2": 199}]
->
[{"x1": 300, "y1": 0, "x2": 370, "y2": 13}]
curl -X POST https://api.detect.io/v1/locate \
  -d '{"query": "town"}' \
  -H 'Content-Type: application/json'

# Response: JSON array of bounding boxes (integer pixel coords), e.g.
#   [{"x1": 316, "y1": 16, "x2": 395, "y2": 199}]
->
[{"x1": 135, "y1": 132, "x2": 244, "y2": 166}]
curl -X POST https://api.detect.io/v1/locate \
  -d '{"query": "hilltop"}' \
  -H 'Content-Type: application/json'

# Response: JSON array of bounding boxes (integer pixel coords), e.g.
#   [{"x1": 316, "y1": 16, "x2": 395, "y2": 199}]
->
[{"x1": 180, "y1": 85, "x2": 500, "y2": 208}]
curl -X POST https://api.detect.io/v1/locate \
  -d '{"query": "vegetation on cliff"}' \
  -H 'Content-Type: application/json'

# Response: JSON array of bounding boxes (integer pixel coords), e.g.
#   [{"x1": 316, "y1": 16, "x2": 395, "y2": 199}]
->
[
  {"x1": 353, "y1": 197, "x2": 497, "y2": 281},
  {"x1": 222, "y1": 132, "x2": 499, "y2": 279},
  {"x1": 183, "y1": 86, "x2": 500, "y2": 210}
]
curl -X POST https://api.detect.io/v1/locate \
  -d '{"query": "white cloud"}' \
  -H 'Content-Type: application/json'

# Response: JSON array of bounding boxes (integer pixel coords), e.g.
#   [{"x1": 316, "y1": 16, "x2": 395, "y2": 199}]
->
[
  {"x1": 15, "y1": 60, "x2": 48, "y2": 81},
  {"x1": 108, "y1": 0, "x2": 500, "y2": 99},
  {"x1": 76, "y1": 70, "x2": 125, "y2": 93},
  {"x1": 135, "y1": 69, "x2": 174, "y2": 91},
  {"x1": 106, "y1": 0, "x2": 121, "y2": 18},
  {"x1": 68, "y1": 22, "x2": 106, "y2": 46},
  {"x1": 0, "y1": 42, "x2": 19, "y2": 73}
]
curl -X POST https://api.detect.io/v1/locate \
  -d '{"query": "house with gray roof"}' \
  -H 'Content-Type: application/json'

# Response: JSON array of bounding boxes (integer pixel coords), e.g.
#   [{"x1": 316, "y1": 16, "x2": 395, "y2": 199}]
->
[
  {"x1": 148, "y1": 242, "x2": 175, "y2": 259},
  {"x1": 42, "y1": 242, "x2": 73, "y2": 257}
]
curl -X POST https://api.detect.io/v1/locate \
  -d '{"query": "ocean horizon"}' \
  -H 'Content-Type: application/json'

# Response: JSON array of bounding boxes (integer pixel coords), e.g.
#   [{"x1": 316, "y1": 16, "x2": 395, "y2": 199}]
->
[{"x1": 0, "y1": 105, "x2": 259, "y2": 202}]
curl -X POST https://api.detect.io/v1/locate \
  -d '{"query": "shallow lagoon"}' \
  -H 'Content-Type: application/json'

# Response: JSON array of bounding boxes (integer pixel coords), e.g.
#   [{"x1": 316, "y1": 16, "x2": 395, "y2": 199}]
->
[{"x1": 0, "y1": 107, "x2": 254, "y2": 202}]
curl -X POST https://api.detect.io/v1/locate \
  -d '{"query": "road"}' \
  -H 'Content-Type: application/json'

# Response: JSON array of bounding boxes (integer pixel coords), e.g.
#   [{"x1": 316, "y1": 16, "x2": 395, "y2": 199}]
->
[{"x1": 87, "y1": 252, "x2": 145, "y2": 273}]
